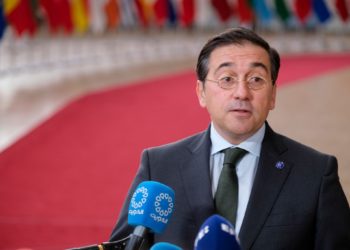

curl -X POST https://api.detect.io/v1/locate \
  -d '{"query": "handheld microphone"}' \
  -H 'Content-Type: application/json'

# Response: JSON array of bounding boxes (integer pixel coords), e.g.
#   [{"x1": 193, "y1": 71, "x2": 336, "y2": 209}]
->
[
  {"x1": 125, "y1": 181, "x2": 175, "y2": 250},
  {"x1": 67, "y1": 235, "x2": 129, "y2": 250},
  {"x1": 150, "y1": 242, "x2": 183, "y2": 250},
  {"x1": 194, "y1": 214, "x2": 240, "y2": 250}
]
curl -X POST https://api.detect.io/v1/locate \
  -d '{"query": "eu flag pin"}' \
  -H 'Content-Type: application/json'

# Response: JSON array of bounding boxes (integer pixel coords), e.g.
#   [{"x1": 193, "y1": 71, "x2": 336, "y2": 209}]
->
[{"x1": 275, "y1": 161, "x2": 285, "y2": 170}]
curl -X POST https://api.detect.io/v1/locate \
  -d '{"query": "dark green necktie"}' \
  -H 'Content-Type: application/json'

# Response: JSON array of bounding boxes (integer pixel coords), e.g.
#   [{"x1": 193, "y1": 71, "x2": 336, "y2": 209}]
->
[{"x1": 215, "y1": 147, "x2": 247, "y2": 226}]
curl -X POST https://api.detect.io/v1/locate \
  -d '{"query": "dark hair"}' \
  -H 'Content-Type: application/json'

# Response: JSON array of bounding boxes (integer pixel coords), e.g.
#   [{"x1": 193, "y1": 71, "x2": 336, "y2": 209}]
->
[{"x1": 196, "y1": 27, "x2": 280, "y2": 85}]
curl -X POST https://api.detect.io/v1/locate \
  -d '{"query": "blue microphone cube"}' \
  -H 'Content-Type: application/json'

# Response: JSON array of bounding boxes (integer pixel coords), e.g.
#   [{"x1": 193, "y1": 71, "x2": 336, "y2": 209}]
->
[
  {"x1": 128, "y1": 181, "x2": 175, "y2": 234},
  {"x1": 194, "y1": 214, "x2": 241, "y2": 250},
  {"x1": 150, "y1": 242, "x2": 183, "y2": 250}
]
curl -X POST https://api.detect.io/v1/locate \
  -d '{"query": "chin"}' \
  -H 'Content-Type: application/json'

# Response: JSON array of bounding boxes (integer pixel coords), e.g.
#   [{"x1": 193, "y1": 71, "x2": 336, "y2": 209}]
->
[
  {"x1": 229, "y1": 122, "x2": 253, "y2": 132},
  {"x1": 227, "y1": 124, "x2": 256, "y2": 139}
]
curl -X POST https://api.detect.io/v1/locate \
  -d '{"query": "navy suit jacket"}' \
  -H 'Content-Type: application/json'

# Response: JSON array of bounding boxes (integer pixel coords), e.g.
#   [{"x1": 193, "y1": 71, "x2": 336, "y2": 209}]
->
[{"x1": 110, "y1": 123, "x2": 350, "y2": 249}]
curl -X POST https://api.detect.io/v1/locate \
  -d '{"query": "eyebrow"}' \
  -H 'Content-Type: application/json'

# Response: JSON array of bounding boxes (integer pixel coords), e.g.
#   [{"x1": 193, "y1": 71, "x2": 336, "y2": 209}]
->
[
  {"x1": 214, "y1": 61, "x2": 269, "y2": 75},
  {"x1": 250, "y1": 62, "x2": 269, "y2": 73},
  {"x1": 214, "y1": 62, "x2": 233, "y2": 75}
]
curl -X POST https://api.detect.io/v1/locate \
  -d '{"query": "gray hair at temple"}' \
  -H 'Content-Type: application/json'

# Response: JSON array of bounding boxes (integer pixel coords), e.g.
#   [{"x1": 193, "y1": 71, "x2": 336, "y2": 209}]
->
[{"x1": 196, "y1": 27, "x2": 280, "y2": 85}]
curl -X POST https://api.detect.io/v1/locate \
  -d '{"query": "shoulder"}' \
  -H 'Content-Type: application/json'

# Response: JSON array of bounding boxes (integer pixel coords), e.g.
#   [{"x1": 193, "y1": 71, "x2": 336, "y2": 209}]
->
[
  {"x1": 145, "y1": 129, "x2": 209, "y2": 156},
  {"x1": 264, "y1": 123, "x2": 337, "y2": 174},
  {"x1": 265, "y1": 123, "x2": 334, "y2": 160},
  {"x1": 277, "y1": 132, "x2": 333, "y2": 160},
  {"x1": 137, "y1": 129, "x2": 210, "y2": 179}
]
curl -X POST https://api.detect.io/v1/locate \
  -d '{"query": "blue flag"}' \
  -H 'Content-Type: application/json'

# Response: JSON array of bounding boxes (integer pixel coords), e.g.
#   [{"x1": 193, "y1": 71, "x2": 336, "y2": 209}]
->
[
  {"x1": 0, "y1": 3, "x2": 6, "y2": 40},
  {"x1": 167, "y1": 0, "x2": 177, "y2": 27},
  {"x1": 251, "y1": 0, "x2": 273, "y2": 24},
  {"x1": 312, "y1": 0, "x2": 332, "y2": 23}
]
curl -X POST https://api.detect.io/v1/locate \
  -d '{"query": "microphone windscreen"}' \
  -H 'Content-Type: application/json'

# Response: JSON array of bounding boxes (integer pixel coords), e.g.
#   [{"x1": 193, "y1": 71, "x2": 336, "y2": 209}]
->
[
  {"x1": 194, "y1": 214, "x2": 240, "y2": 250},
  {"x1": 150, "y1": 242, "x2": 183, "y2": 250},
  {"x1": 128, "y1": 181, "x2": 175, "y2": 234}
]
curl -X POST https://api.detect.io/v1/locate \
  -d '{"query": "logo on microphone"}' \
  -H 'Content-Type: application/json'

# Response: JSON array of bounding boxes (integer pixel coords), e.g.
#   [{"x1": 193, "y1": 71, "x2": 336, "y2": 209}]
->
[
  {"x1": 194, "y1": 225, "x2": 209, "y2": 246},
  {"x1": 129, "y1": 186, "x2": 148, "y2": 215},
  {"x1": 150, "y1": 192, "x2": 174, "y2": 224},
  {"x1": 221, "y1": 223, "x2": 235, "y2": 235},
  {"x1": 155, "y1": 193, "x2": 173, "y2": 216}
]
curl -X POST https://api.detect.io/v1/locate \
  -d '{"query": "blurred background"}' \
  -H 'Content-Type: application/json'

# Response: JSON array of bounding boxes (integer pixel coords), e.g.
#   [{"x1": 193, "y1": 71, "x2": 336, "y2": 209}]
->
[
  {"x1": 1, "y1": 0, "x2": 350, "y2": 151},
  {"x1": 0, "y1": 0, "x2": 350, "y2": 249}
]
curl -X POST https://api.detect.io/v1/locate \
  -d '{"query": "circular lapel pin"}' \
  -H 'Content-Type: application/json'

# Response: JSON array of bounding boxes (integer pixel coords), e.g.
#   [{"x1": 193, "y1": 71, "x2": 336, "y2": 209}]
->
[{"x1": 275, "y1": 161, "x2": 285, "y2": 170}]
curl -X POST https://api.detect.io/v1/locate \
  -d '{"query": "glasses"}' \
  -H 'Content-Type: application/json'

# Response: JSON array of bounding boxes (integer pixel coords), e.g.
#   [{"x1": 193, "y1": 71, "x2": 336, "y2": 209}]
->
[{"x1": 205, "y1": 75, "x2": 268, "y2": 90}]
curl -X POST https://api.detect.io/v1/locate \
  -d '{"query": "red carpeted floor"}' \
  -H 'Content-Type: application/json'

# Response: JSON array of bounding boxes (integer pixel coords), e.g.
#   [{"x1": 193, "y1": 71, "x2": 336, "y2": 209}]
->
[{"x1": 0, "y1": 53, "x2": 350, "y2": 250}]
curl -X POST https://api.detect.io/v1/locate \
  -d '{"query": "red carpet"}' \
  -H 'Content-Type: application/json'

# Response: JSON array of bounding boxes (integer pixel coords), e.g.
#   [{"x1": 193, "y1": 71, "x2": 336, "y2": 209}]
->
[
  {"x1": 0, "y1": 53, "x2": 349, "y2": 250},
  {"x1": 278, "y1": 53, "x2": 350, "y2": 86}
]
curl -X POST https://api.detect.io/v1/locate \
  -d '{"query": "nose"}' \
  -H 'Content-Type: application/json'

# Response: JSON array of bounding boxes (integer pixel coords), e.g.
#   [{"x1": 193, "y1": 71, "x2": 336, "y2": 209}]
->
[{"x1": 233, "y1": 81, "x2": 250, "y2": 100}]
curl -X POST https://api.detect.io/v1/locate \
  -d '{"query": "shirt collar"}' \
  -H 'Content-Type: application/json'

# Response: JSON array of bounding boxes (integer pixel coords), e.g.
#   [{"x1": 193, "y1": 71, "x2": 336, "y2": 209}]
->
[{"x1": 210, "y1": 122, "x2": 265, "y2": 157}]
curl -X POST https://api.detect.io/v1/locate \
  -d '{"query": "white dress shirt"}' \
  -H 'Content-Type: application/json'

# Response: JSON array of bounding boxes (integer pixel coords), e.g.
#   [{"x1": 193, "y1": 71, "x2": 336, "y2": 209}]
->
[{"x1": 209, "y1": 123, "x2": 265, "y2": 235}]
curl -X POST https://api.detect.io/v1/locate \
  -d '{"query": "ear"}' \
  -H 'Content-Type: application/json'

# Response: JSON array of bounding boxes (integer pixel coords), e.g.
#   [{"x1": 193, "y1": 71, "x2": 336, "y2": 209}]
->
[
  {"x1": 196, "y1": 80, "x2": 206, "y2": 108},
  {"x1": 269, "y1": 84, "x2": 277, "y2": 110}
]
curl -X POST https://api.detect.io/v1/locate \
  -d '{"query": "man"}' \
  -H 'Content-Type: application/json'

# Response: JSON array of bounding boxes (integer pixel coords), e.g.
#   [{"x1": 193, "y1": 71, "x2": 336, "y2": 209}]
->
[{"x1": 110, "y1": 28, "x2": 350, "y2": 249}]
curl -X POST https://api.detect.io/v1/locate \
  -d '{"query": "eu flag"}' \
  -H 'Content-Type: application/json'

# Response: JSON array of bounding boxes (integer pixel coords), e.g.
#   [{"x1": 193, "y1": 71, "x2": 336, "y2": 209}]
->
[
  {"x1": 312, "y1": 0, "x2": 332, "y2": 23},
  {"x1": 0, "y1": 2, "x2": 7, "y2": 40}
]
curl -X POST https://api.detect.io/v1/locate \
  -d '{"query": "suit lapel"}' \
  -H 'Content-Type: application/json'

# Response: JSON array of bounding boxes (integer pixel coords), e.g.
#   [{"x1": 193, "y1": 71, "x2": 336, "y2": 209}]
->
[
  {"x1": 239, "y1": 124, "x2": 292, "y2": 249},
  {"x1": 180, "y1": 128, "x2": 215, "y2": 228}
]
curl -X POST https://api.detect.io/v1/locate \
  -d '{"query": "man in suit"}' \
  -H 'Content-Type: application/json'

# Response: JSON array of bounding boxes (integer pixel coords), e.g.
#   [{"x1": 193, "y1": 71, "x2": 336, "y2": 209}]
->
[{"x1": 110, "y1": 28, "x2": 350, "y2": 249}]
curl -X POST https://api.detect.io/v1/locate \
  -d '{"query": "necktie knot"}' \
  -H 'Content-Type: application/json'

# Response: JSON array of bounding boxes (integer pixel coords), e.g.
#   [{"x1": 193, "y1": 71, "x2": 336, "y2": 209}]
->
[{"x1": 223, "y1": 147, "x2": 247, "y2": 167}]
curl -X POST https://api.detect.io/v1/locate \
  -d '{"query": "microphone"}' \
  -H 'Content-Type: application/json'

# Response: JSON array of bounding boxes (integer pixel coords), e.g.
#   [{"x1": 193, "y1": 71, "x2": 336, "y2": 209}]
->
[
  {"x1": 125, "y1": 181, "x2": 175, "y2": 250},
  {"x1": 150, "y1": 242, "x2": 183, "y2": 250},
  {"x1": 67, "y1": 235, "x2": 129, "y2": 250},
  {"x1": 194, "y1": 214, "x2": 240, "y2": 250},
  {"x1": 68, "y1": 181, "x2": 174, "y2": 250}
]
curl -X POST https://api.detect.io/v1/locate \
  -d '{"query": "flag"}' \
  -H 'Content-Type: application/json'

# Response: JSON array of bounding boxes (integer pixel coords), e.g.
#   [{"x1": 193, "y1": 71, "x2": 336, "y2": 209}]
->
[
  {"x1": 154, "y1": 0, "x2": 168, "y2": 27},
  {"x1": 119, "y1": 0, "x2": 137, "y2": 28},
  {"x1": 40, "y1": 0, "x2": 73, "y2": 34},
  {"x1": 294, "y1": 0, "x2": 311, "y2": 23},
  {"x1": 134, "y1": 0, "x2": 154, "y2": 27},
  {"x1": 70, "y1": 0, "x2": 90, "y2": 33},
  {"x1": 104, "y1": 0, "x2": 120, "y2": 30},
  {"x1": 40, "y1": 0, "x2": 58, "y2": 32},
  {"x1": 166, "y1": 0, "x2": 177, "y2": 26},
  {"x1": 89, "y1": 0, "x2": 107, "y2": 34},
  {"x1": 195, "y1": 0, "x2": 216, "y2": 28},
  {"x1": 57, "y1": 0, "x2": 74, "y2": 33},
  {"x1": 179, "y1": 0, "x2": 195, "y2": 27},
  {"x1": 30, "y1": 0, "x2": 42, "y2": 24},
  {"x1": 335, "y1": 0, "x2": 349, "y2": 22},
  {"x1": 250, "y1": 0, "x2": 273, "y2": 24},
  {"x1": 236, "y1": 0, "x2": 254, "y2": 23},
  {"x1": 274, "y1": 0, "x2": 291, "y2": 23},
  {"x1": 0, "y1": 2, "x2": 7, "y2": 40},
  {"x1": 4, "y1": 0, "x2": 37, "y2": 36},
  {"x1": 312, "y1": 0, "x2": 332, "y2": 23},
  {"x1": 211, "y1": 0, "x2": 232, "y2": 22}
]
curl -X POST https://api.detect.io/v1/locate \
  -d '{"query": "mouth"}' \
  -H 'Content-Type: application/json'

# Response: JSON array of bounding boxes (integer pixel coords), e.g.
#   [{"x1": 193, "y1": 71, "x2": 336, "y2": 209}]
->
[
  {"x1": 230, "y1": 108, "x2": 252, "y2": 117},
  {"x1": 232, "y1": 108, "x2": 250, "y2": 113},
  {"x1": 226, "y1": 102, "x2": 252, "y2": 117}
]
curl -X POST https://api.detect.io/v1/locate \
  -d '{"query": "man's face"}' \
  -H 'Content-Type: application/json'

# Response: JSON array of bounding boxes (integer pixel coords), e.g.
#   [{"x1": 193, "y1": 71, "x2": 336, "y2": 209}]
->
[{"x1": 196, "y1": 43, "x2": 277, "y2": 144}]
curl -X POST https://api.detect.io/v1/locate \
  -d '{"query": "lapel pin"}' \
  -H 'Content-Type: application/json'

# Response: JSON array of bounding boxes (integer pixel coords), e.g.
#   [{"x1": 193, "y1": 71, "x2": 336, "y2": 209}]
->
[{"x1": 275, "y1": 161, "x2": 285, "y2": 170}]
